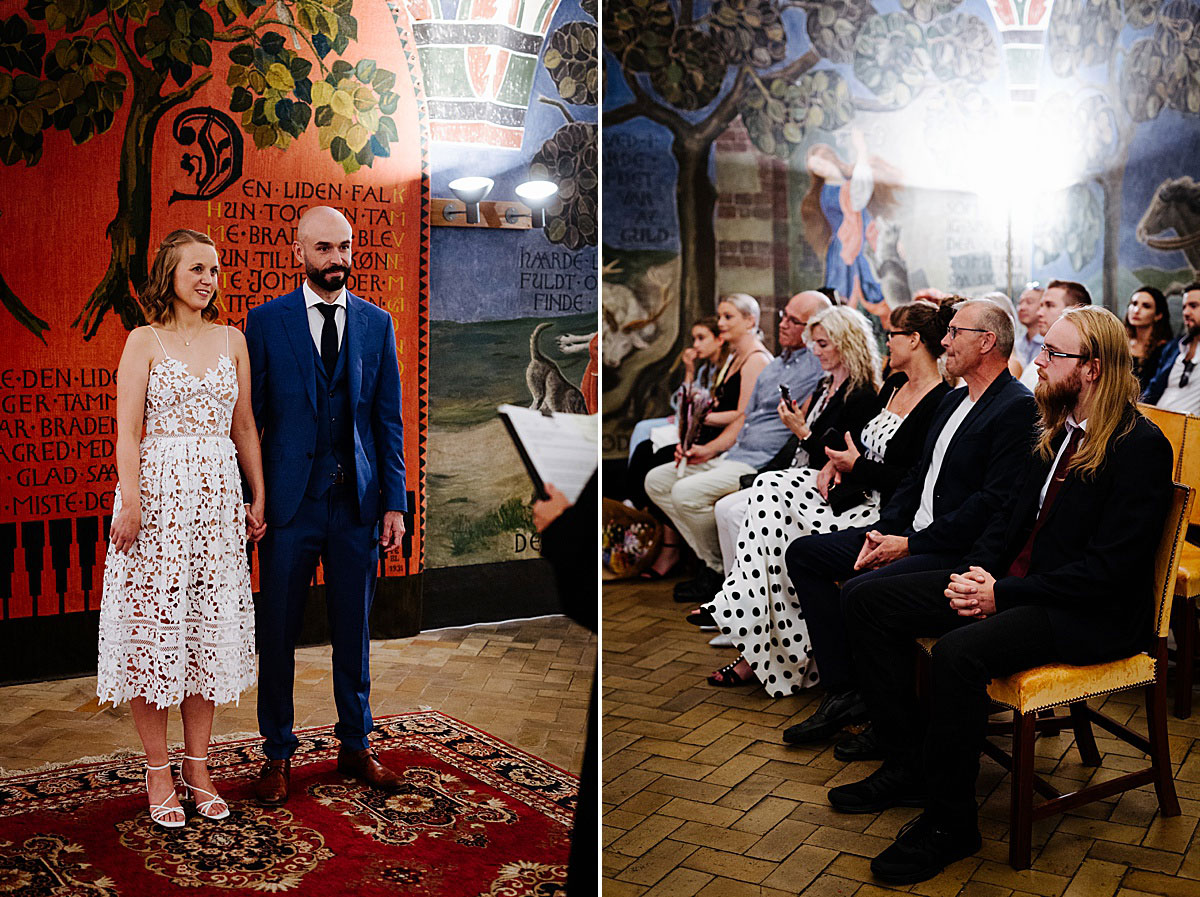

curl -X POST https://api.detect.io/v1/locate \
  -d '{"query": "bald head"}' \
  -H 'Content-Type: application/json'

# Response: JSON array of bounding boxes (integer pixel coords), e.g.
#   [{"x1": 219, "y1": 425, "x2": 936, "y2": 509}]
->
[
  {"x1": 297, "y1": 205, "x2": 350, "y2": 242},
  {"x1": 779, "y1": 290, "x2": 832, "y2": 349},
  {"x1": 294, "y1": 205, "x2": 352, "y2": 299}
]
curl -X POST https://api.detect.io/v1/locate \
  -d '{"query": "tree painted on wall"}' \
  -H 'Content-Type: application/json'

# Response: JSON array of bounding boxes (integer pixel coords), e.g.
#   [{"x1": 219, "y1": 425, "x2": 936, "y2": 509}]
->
[
  {"x1": 1043, "y1": 0, "x2": 1200, "y2": 307},
  {"x1": 603, "y1": 0, "x2": 997, "y2": 419},
  {"x1": 0, "y1": 0, "x2": 401, "y2": 341},
  {"x1": 535, "y1": 6, "x2": 597, "y2": 251}
]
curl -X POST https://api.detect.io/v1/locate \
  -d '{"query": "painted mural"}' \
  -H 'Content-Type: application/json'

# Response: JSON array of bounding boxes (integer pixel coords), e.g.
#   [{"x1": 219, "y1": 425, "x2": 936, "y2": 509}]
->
[
  {"x1": 0, "y1": 0, "x2": 427, "y2": 618},
  {"x1": 422, "y1": 0, "x2": 598, "y2": 568},
  {"x1": 602, "y1": 0, "x2": 1200, "y2": 456}
]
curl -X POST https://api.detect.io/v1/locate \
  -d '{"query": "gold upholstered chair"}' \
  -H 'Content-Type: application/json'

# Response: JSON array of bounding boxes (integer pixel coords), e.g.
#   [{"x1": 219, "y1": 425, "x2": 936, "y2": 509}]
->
[
  {"x1": 918, "y1": 481, "x2": 1192, "y2": 870},
  {"x1": 1138, "y1": 404, "x2": 1200, "y2": 717},
  {"x1": 1167, "y1": 413, "x2": 1200, "y2": 716}
]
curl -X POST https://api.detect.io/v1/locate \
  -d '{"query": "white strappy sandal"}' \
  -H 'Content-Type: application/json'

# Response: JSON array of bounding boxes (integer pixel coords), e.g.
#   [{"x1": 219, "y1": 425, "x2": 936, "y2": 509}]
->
[
  {"x1": 145, "y1": 762, "x2": 185, "y2": 829},
  {"x1": 179, "y1": 755, "x2": 230, "y2": 820}
]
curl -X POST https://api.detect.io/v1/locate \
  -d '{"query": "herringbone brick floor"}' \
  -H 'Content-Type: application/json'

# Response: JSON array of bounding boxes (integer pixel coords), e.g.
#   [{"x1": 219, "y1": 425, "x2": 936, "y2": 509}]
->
[
  {"x1": 0, "y1": 616, "x2": 595, "y2": 775},
  {"x1": 604, "y1": 578, "x2": 1200, "y2": 896}
]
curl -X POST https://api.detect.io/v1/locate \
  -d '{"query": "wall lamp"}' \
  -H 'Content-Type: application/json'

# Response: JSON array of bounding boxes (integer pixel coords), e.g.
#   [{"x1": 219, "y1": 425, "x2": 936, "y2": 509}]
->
[
  {"x1": 433, "y1": 178, "x2": 559, "y2": 230},
  {"x1": 446, "y1": 176, "x2": 493, "y2": 224}
]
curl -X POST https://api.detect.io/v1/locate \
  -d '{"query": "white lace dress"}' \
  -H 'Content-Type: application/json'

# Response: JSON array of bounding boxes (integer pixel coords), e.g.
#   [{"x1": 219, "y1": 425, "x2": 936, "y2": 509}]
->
[
  {"x1": 97, "y1": 328, "x2": 256, "y2": 708},
  {"x1": 704, "y1": 407, "x2": 905, "y2": 697}
]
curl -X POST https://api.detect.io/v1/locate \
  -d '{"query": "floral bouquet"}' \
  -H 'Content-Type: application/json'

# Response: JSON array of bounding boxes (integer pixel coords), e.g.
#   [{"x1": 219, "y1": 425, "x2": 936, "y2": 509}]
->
[
  {"x1": 676, "y1": 384, "x2": 714, "y2": 476},
  {"x1": 602, "y1": 499, "x2": 663, "y2": 579}
]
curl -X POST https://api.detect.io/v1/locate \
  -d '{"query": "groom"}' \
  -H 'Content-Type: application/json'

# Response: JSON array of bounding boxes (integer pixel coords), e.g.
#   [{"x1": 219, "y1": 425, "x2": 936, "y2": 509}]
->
[{"x1": 245, "y1": 205, "x2": 408, "y2": 805}]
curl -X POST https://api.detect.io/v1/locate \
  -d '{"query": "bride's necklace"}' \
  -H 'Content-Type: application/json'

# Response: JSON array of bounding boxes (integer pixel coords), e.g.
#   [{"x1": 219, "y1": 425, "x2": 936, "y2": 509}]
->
[{"x1": 174, "y1": 322, "x2": 206, "y2": 347}]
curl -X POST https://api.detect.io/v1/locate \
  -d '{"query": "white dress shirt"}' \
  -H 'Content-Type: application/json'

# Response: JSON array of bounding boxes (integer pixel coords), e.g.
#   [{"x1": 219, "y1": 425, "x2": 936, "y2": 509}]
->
[
  {"x1": 1156, "y1": 347, "x2": 1200, "y2": 415},
  {"x1": 911, "y1": 395, "x2": 976, "y2": 532},
  {"x1": 303, "y1": 280, "x2": 346, "y2": 352},
  {"x1": 1038, "y1": 416, "x2": 1087, "y2": 510}
]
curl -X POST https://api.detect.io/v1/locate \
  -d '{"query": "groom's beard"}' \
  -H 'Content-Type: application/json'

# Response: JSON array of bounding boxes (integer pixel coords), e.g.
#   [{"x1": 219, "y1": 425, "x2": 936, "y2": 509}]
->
[
  {"x1": 307, "y1": 261, "x2": 351, "y2": 292},
  {"x1": 1034, "y1": 368, "x2": 1082, "y2": 431}
]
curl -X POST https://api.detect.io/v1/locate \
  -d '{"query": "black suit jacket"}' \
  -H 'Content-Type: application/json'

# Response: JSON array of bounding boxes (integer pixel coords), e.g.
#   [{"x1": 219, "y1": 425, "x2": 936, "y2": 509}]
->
[
  {"x1": 875, "y1": 369, "x2": 1038, "y2": 557},
  {"x1": 966, "y1": 411, "x2": 1173, "y2": 663},
  {"x1": 839, "y1": 373, "x2": 952, "y2": 506}
]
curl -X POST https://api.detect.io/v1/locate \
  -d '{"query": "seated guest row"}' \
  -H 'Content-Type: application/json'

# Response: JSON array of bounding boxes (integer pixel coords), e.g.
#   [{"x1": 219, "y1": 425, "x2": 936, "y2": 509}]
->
[
  {"x1": 695, "y1": 300, "x2": 953, "y2": 691},
  {"x1": 831, "y1": 305, "x2": 1170, "y2": 882},
  {"x1": 634, "y1": 281, "x2": 1182, "y2": 883},
  {"x1": 642, "y1": 291, "x2": 830, "y2": 594}
]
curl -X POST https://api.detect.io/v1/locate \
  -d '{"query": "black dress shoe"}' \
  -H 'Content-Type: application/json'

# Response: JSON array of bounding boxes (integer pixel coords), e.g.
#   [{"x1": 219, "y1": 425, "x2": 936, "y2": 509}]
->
[
  {"x1": 834, "y1": 724, "x2": 885, "y2": 762},
  {"x1": 673, "y1": 567, "x2": 722, "y2": 603},
  {"x1": 782, "y1": 690, "x2": 867, "y2": 744},
  {"x1": 871, "y1": 812, "x2": 981, "y2": 884},
  {"x1": 828, "y1": 761, "x2": 926, "y2": 814}
]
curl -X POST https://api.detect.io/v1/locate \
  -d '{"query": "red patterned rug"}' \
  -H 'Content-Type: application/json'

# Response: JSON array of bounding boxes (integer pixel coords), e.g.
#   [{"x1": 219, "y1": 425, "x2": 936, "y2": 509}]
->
[{"x1": 0, "y1": 711, "x2": 575, "y2": 896}]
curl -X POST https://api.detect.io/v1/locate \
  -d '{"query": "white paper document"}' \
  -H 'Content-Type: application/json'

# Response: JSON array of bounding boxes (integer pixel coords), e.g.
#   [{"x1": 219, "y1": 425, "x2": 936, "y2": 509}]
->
[{"x1": 498, "y1": 404, "x2": 598, "y2": 503}]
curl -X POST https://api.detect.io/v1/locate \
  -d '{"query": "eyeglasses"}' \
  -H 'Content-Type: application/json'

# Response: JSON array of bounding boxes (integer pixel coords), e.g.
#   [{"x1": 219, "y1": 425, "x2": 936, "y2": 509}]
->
[
  {"x1": 1024, "y1": 281, "x2": 1041, "y2": 291},
  {"x1": 1182, "y1": 360, "x2": 1196, "y2": 388},
  {"x1": 884, "y1": 329, "x2": 915, "y2": 339},
  {"x1": 1037, "y1": 345, "x2": 1088, "y2": 361},
  {"x1": 946, "y1": 326, "x2": 991, "y2": 340},
  {"x1": 778, "y1": 309, "x2": 805, "y2": 327}
]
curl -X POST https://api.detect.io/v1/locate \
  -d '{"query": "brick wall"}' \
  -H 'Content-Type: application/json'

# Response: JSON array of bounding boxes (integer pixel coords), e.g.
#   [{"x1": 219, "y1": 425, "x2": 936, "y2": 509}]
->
[{"x1": 714, "y1": 117, "x2": 792, "y2": 350}]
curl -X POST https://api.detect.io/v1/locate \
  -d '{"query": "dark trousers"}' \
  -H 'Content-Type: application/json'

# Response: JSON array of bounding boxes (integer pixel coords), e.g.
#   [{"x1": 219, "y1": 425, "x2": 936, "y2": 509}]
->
[
  {"x1": 843, "y1": 568, "x2": 1058, "y2": 824},
  {"x1": 783, "y1": 526, "x2": 958, "y2": 692},
  {"x1": 626, "y1": 441, "x2": 675, "y2": 511},
  {"x1": 257, "y1": 485, "x2": 379, "y2": 759}
]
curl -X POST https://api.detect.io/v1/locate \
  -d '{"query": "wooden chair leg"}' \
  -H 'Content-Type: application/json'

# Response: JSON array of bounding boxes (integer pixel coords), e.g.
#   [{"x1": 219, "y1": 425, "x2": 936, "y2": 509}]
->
[
  {"x1": 1009, "y1": 710, "x2": 1036, "y2": 870},
  {"x1": 1148, "y1": 677, "x2": 1181, "y2": 817},
  {"x1": 1176, "y1": 596, "x2": 1197, "y2": 720},
  {"x1": 1068, "y1": 701, "x2": 1100, "y2": 766}
]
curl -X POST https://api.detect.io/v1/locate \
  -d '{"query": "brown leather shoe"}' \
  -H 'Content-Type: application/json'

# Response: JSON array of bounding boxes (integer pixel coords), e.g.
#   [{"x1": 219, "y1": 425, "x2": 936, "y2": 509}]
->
[
  {"x1": 254, "y1": 758, "x2": 290, "y2": 806},
  {"x1": 337, "y1": 747, "x2": 402, "y2": 791}
]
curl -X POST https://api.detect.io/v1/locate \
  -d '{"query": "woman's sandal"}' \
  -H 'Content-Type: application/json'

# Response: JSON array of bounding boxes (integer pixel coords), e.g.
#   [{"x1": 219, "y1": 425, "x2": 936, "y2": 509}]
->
[
  {"x1": 145, "y1": 762, "x2": 185, "y2": 829},
  {"x1": 179, "y1": 754, "x2": 230, "y2": 820},
  {"x1": 641, "y1": 541, "x2": 683, "y2": 580},
  {"x1": 707, "y1": 660, "x2": 751, "y2": 687},
  {"x1": 686, "y1": 607, "x2": 717, "y2": 628}
]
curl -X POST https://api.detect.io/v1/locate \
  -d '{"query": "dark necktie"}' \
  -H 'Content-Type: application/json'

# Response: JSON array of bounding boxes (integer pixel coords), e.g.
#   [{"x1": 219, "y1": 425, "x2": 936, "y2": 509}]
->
[
  {"x1": 317, "y1": 303, "x2": 339, "y2": 377},
  {"x1": 1007, "y1": 426, "x2": 1083, "y2": 578}
]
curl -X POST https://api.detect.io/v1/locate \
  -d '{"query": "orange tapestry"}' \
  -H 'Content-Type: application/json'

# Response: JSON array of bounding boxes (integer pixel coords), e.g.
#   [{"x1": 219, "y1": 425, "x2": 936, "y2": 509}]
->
[{"x1": 0, "y1": 0, "x2": 429, "y2": 619}]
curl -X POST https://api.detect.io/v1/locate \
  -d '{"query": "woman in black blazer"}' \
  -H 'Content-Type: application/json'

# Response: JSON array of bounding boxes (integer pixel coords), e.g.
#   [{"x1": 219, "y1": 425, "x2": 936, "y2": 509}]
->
[{"x1": 700, "y1": 300, "x2": 954, "y2": 691}]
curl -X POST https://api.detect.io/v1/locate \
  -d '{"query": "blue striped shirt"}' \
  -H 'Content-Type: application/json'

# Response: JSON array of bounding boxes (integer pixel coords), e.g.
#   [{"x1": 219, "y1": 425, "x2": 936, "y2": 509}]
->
[{"x1": 726, "y1": 347, "x2": 824, "y2": 468}]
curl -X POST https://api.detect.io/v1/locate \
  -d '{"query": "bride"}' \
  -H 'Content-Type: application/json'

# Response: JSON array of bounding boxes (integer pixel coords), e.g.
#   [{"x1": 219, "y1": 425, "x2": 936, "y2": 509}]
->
[{"x1": 97, "y1": 229, "x2": 265, "y2": 828}]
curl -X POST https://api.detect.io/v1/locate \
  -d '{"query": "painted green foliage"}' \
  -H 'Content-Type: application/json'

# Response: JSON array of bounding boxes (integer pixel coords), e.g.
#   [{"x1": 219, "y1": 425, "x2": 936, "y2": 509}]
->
[
  {"x1": 533, "y1": 3, "x2": 599, "y2": 251},
  {"x1": 603, "y1": 0, "x2": 999, "y2": 422},
  {"x1": 0, "y1": 0, "x2": 400, "y2": 340}
]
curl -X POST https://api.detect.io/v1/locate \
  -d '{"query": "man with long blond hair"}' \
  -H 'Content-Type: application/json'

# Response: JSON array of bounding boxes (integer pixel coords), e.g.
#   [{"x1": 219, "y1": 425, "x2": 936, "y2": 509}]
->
[{"x1": 828, "y1": 306, "x2": 1173, "y2": 885}]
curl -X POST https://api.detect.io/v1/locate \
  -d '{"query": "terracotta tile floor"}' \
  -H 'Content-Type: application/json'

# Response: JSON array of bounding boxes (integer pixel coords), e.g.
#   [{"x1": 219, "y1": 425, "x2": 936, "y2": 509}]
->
[
  {"x1": 604, "y1": 578, "x2": 1200, "y2": 896},
  {"x1": 0, "y1": 616, "x2": 595, "y2": 775}
]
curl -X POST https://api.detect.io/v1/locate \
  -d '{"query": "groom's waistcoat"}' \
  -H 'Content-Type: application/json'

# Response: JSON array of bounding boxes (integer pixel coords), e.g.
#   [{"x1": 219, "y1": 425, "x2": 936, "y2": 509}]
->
[{"x1": 307, "y1": 339, "x2": 356, "y2": 502}]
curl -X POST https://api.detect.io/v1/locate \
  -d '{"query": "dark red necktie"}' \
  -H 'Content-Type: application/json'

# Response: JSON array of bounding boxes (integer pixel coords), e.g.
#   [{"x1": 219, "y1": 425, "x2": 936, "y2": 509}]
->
[{"x1": 1007, "y1": 426, "x2": 1083, "y2": 579}]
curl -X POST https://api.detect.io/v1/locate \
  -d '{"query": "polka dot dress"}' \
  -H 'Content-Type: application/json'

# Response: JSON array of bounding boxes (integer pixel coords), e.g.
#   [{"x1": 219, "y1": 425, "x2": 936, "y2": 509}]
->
[{"x1": 705, "y1": 407, "x2": 905, "y2": 697}]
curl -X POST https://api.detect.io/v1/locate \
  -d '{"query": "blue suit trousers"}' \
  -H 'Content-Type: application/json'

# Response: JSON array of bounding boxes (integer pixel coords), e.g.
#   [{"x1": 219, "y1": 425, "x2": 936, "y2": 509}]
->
[{"x1": 257, "y1": 484, "x2": 378, "y2": 759}]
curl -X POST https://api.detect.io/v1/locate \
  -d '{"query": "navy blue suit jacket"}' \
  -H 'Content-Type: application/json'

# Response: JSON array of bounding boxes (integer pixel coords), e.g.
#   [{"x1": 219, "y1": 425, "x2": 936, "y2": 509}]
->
[
  {"x1": 1142, "y1": 335, "x2": 1186, "y2": 405},
  {"x1": 245, "y1": 288, "x2": 407, "y2": 527},
  {"x1": 874, "y1": 370, "x2": 1038, "y2": 558}
]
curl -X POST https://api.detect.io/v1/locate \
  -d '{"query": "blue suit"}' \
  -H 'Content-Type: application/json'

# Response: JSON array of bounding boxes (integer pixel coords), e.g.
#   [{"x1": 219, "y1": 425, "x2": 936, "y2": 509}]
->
[
  {"x1": 246, "y1": 287, "x2": 407, "y2": 759},
  {"x1": 1142, "y1": 335, "x2": 1187, "y2": 406}
]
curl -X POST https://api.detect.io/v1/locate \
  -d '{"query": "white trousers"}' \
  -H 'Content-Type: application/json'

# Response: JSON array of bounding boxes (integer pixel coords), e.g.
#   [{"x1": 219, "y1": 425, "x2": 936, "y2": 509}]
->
[
  {"x1": 644, "y1": 458, "x2": 756, "y2": 573},
  {"x1": 714, "y1": 489, "x2": 752, "y2": 576}
]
